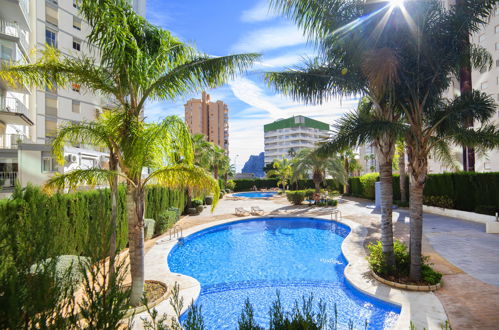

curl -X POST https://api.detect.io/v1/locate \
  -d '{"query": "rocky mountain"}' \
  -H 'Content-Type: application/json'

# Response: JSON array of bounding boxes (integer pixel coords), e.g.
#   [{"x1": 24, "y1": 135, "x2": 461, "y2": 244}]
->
[{"x1": 241, "y1": 152, "x2": 265, "y2": 178}]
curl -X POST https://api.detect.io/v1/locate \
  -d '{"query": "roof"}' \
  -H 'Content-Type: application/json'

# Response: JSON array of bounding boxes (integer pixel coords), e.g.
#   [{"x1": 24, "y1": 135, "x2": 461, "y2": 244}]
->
[{"x1": 264, "y1": 116, "x2": 329, "y2": 132}]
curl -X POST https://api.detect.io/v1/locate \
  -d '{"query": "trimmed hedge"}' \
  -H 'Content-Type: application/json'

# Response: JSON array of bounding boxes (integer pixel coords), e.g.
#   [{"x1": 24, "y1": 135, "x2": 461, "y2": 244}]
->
[
  {"x1": 0, "y1": 185, "x2": 188, "y2": 258},
  {"x1": 348, "y1": 172, "x2": 499, "y2": 215},
  {"x1": 233, "y1": 179, "x2": 343, "y2": 192}
]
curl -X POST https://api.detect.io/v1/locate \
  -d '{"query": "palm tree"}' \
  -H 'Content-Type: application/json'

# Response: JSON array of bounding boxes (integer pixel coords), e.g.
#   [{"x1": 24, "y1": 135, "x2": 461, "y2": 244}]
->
[
  {"x1": 50, "y1": 111, "x2": 122, "y2": 276},
  {"x1": 268, "y1": 159, "x2": 293, "y2": 191},
  {"x1": 292, "y1": 148, "x2": 347, "y2": 195},
  {"x1": 1, "y1": 0, "x2": 258, "y2": 305},
  {"x1": 380, "y1": 0, "x2": 498, "y2": 280},
  {"x1": 266, "y1": 0, "x2": 403, "y2": 270},
  {"x1": 46, "y1": 115, "x2": 219, "y2": 305}
]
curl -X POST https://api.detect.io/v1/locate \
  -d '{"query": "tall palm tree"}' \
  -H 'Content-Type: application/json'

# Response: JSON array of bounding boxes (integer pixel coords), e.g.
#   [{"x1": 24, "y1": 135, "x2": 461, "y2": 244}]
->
[
  {"x1": 266, "y1": 0, "x2": 403, "y2": 269},
  {"x1": 268, "y1": 159, "x2": 293, "y2": 191},
  {"x1": 45, "y1": 115, "x2": 219, "y2": 305},
  {"x1": 1, "y1": 0, "x2": 258, "y2": 305},
  {"x1": 292, "y1": 148, "x2": 347, "y2": 195}
]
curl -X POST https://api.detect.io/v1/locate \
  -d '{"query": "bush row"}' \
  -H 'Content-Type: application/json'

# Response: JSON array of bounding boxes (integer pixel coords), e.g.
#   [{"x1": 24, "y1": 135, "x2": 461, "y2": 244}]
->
[
  {"x1": 233, "y1": 179, "x2": 343, "y2": 192},
  {"x1": 0, "y1": 185, "x2": 188, "y2": 258},
  {"x1": 348, "y1": 172, "x2": 499, "y2": 215}
]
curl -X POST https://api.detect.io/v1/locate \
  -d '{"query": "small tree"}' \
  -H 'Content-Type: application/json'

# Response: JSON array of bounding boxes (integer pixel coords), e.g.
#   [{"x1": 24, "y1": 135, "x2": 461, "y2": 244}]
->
[{"x1": 267, "y1": 159, "x2": 293, "y2": 191}]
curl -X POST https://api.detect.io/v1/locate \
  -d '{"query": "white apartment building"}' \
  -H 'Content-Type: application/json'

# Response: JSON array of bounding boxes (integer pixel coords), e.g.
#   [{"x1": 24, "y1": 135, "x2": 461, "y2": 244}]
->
[
  {"x1": 264, "y1": 116, "x2": 330, "y2": 165},
  {"x1": 0, "y1": 0, "x2": 145, "y2": 192}
]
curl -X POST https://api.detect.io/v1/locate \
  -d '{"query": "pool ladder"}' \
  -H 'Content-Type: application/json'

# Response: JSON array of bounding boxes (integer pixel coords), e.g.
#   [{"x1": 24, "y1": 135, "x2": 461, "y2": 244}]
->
[
  {"x1": 169, "y1": 225, "x2": 183, "y2": 240},
  {"x1": 331, "y1": 209, "x2": 342, "y2": 222}
]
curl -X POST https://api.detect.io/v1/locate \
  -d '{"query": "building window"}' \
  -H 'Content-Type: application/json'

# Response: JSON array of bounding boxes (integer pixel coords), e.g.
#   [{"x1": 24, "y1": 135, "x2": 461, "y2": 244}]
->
[
  {"x1": 42, "y1": 157, "x2": 58, "y2": 173},
  {"x1": 478, "y1": 34, "x2": 486, "y2": 43},
  {"x1": 481, "y1": 81, "x2": 488, "y2": 90},
  {"x1": 0, "y1": 39, "x2": 15, "y2": 61},
  {"x1": 45, "y1": 96, "x2": 58, "y2": 117},
  {"x1": 496, "y1": 42, "x2": 499, "y2": 50},
  {"x1": 73, "y1": 17, "x2": 82, "y2": 31},
  {"x1": 45, "y1": 5, "x2": 58, "y2": 26},
  {"x1": 45, "y1": 29, "x2": 57, "y2": 48},
  {"x1": 72, "y1": 101, "x2": 80, "y2": 113},
  {"x1": 45, "y1": 119, "x2": 58, "y2": 138},
  {"x1": 71, "y1": 83, "x2": 81, "y2": 93},
  {"x1": 72, "y1": 40, "x2": 81, "y2": 51}
]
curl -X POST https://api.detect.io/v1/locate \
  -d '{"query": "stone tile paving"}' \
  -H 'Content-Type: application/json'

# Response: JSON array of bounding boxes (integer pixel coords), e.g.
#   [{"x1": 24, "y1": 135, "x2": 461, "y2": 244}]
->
[{"x1": 172, "y1": 195, "x2": 499, "y2": 329}]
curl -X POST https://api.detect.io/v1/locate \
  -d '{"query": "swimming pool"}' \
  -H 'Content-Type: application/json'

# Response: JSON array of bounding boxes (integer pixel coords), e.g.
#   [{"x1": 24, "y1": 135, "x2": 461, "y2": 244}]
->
[
  {"x1": 168, "y1": 218, "x2": 400, "y2": 329},
  {"x1": 232, "y1": 191, "x2": 278, "y2": 198}
]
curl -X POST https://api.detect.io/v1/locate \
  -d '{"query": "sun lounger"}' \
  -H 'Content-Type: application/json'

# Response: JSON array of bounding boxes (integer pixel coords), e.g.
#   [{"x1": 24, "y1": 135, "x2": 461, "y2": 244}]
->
[
  {"x1": 235, "y1": 207, "x2": 250, "y2": 216},
  {"x1": 251, "y1": 206, "x2": 265, "y2": 216}
]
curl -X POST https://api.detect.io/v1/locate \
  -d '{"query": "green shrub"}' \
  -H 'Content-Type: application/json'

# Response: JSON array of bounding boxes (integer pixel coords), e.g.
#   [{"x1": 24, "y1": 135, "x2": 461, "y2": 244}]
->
[
  {"x1": 286, "y1": 191, "x2": 305, "y2": 205},
  {"x1": 226, "y1": 180, "x2": 236, "y2": 190},
  {"x1": 327, "y1": 199, "x2": 338, "y2": 207},
  {"x1": 196, "y1": 205, "x2": 204, "y2": 213},
  {"x1": 144, "y1": 218, "x2": 156, "y2": 240},
  {"x1": 304, "y1": 189, "x2": 315, "y2": 200},
  {"x1": 191, "y1": 199, "x2": 203, "y2": 207},
  {"x1": 394, "y1": 200, "x2": 409, "y2": 208},
  {"x1": 367, "y1": 241, "x2": 409, "y2": 277},
  {"x1": 155, "y1": 210, "x2": 177, "y2": 236},
  {"x1": 359, "y1": 173, "x2": 379, "y2": 199},
  {"x1": 423, "y1": 195, "x2": 454, "y2": 209},
  {"x1": 421, "y1": 264, "x2": 442, "y2": 285},
  {"x1": 367, "y1": 240, "x2": 441, "y2": 285},
  {"x1": 474, "y1": 205, "x2": 497, "y2": 216},
  {"x1": 204, "y1": 196, "x2": 214, "y2": 205}
]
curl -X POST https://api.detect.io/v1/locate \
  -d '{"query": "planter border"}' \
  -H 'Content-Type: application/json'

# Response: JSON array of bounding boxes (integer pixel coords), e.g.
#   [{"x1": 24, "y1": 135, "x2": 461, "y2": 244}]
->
[
  {"x1": 371, "y1": 271, "x2": 441, "y2": 292},
  {"x1": 124, "y1": 280, "x2": 169, "y2": 318}
]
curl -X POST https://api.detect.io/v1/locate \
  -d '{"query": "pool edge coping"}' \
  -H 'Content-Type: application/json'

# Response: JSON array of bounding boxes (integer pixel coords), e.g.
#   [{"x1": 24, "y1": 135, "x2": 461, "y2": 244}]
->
[{"x1": 137, "y1": 215, "x2": 448, "y2": 330}]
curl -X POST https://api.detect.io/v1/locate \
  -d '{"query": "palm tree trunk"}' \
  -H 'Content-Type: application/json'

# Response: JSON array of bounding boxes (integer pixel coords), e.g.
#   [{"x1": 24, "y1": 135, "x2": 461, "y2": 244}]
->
[
  {"x1": 399, "y1": 147, "x2": 407, "y2": 203},
  {"x1": 409, "y1": 177, "x2": 424, "y2": 281},
  {"x1": 109, "y1": 174, "x2": 118, "y2": 278},
  {"x1": 379, "y1": 160, "x2": 395, "y2": 269},
  {"x1": 127, "y1": 185, "x2": 145, "y2": 306},
  {"x1": 408, "y1": 152, "x2": 428, "y2": 281}
]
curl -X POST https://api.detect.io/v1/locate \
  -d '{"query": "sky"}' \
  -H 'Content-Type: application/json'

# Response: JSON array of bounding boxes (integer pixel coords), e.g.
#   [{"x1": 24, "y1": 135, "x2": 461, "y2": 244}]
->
[{"x1": 144, "y1": 0, "x2": 360, "y2": 171}]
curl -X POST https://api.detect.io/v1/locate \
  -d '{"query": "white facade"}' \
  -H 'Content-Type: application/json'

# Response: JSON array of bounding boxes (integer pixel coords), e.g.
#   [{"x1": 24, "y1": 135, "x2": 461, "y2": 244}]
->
[
  {"x1": 264, "y1": 116, "x2": 330, "y2": 165},
  {"x1": 0, "y1": 0, "x2": 144, "y2": 191}
]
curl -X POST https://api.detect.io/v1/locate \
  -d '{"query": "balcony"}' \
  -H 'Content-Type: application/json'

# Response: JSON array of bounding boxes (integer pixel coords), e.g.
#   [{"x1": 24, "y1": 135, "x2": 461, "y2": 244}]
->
[
  {"x1": 0, "y1": 134, "x2": 28, "y2": 149},
  {"x1": 0, "y1": 20, "x2": 29, "y2": 54},
  {"x1": 1, "y1": 0, "x2": 30, "y2": 30},
  {"x1": 0, "y1": 171, "x2": 18, "y2": 188},
  {"x1": 0, "y1": 97, "x2": 33, "y2": 125}
]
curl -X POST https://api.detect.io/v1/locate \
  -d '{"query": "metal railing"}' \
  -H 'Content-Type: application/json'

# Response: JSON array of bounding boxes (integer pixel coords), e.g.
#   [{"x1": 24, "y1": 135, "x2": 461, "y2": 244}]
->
[
  {"x1": 0, "y1": 134, "x2": 28, "y2": 149},
  {"x1": 0, "y1": 97, "x2": 29, "y2": 117},
  {"x1": 0, "y1": 172, "x2": 18, "y2": 188},
  {"x1": 0, "y1": 20, "x2": 29, "y2": 53}
]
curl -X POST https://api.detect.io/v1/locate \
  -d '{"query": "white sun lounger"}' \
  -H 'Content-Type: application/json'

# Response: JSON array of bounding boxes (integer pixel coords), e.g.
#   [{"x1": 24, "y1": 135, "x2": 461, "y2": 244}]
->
[
  {"x1": 251, "y1": 206, "x2": 265, "y2": 216},
  {"x1": 235, "y1": 207, "x2": 250, "y2": 216}
]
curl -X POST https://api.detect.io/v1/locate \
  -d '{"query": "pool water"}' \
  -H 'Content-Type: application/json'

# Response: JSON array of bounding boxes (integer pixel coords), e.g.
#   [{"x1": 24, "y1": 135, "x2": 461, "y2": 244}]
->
[
  {"x1": 232, "y1": 192, "x2": 278, "y2": 198},
  {"x1": 168, "y1": 218, "x2": 400, "y2": 329}
]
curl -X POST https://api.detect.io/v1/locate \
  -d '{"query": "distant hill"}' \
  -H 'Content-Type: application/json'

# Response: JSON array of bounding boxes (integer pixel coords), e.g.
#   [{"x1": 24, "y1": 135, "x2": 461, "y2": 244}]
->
[{"x1": 241, "y1": 152, "x2": 265, "y2": 178}]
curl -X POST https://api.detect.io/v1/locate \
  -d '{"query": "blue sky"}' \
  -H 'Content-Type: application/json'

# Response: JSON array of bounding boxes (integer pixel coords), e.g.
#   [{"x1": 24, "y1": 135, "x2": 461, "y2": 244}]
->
[{"x1": 145, "y1": 0, "x2": 359, "y2": 171}]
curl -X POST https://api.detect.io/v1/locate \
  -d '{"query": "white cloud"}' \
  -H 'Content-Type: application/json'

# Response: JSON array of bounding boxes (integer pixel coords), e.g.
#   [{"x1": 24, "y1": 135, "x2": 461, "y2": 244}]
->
[
  {"x1": 241, "y1": 1, "x2": 278, "y2": 23},
  {"x1": 231, "y1": 24, "x2": 307, "y2": 53},
  {"x1": 229, "y1": 77, "x2": 359, "y2": 122}
]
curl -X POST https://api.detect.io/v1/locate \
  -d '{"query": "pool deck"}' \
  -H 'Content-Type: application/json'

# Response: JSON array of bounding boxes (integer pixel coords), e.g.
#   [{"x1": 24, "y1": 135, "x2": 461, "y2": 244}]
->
[{"x1": 135, "y1": 195, "x2": 499, "y2": 329}]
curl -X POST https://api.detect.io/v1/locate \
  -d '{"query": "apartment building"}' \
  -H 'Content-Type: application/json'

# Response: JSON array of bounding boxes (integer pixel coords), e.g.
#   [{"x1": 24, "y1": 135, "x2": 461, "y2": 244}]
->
[
  {"x1": 184, "y1": 91, "x2": 229, "y2": 151},
  {"x1": 0, "y1": 0, "x2": 145, "y2": 192},
  {"x1": 264, "y1": 116, "x2": 330, "y2": 165}
]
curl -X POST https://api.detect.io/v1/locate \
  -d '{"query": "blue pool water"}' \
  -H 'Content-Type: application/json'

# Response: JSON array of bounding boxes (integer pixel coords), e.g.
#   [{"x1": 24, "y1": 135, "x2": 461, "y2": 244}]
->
[
  {"x1": 232, "y1": 192, "x2": 278, "y2": 198},
  {"x1": 168, "y1": 218, "x2": 400, "y2": 329}
]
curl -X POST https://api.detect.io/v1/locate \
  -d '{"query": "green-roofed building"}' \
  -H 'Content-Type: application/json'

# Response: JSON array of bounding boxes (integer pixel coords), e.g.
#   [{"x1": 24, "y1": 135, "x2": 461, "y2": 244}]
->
[{"x1": 264, "y1": 116, "x2": 330, "y2": 165}]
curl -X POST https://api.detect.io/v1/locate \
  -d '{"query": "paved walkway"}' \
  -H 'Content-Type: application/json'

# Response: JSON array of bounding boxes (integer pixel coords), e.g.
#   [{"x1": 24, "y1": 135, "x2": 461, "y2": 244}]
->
[{"x1": 170, "y1": 195, "x2": 499, "y2": 329}]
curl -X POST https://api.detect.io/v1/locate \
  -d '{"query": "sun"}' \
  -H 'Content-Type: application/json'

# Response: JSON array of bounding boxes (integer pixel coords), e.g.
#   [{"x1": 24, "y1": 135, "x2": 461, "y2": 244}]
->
[{"x1": 389, "y1": 0, "x2": 404, "y2": 8}]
